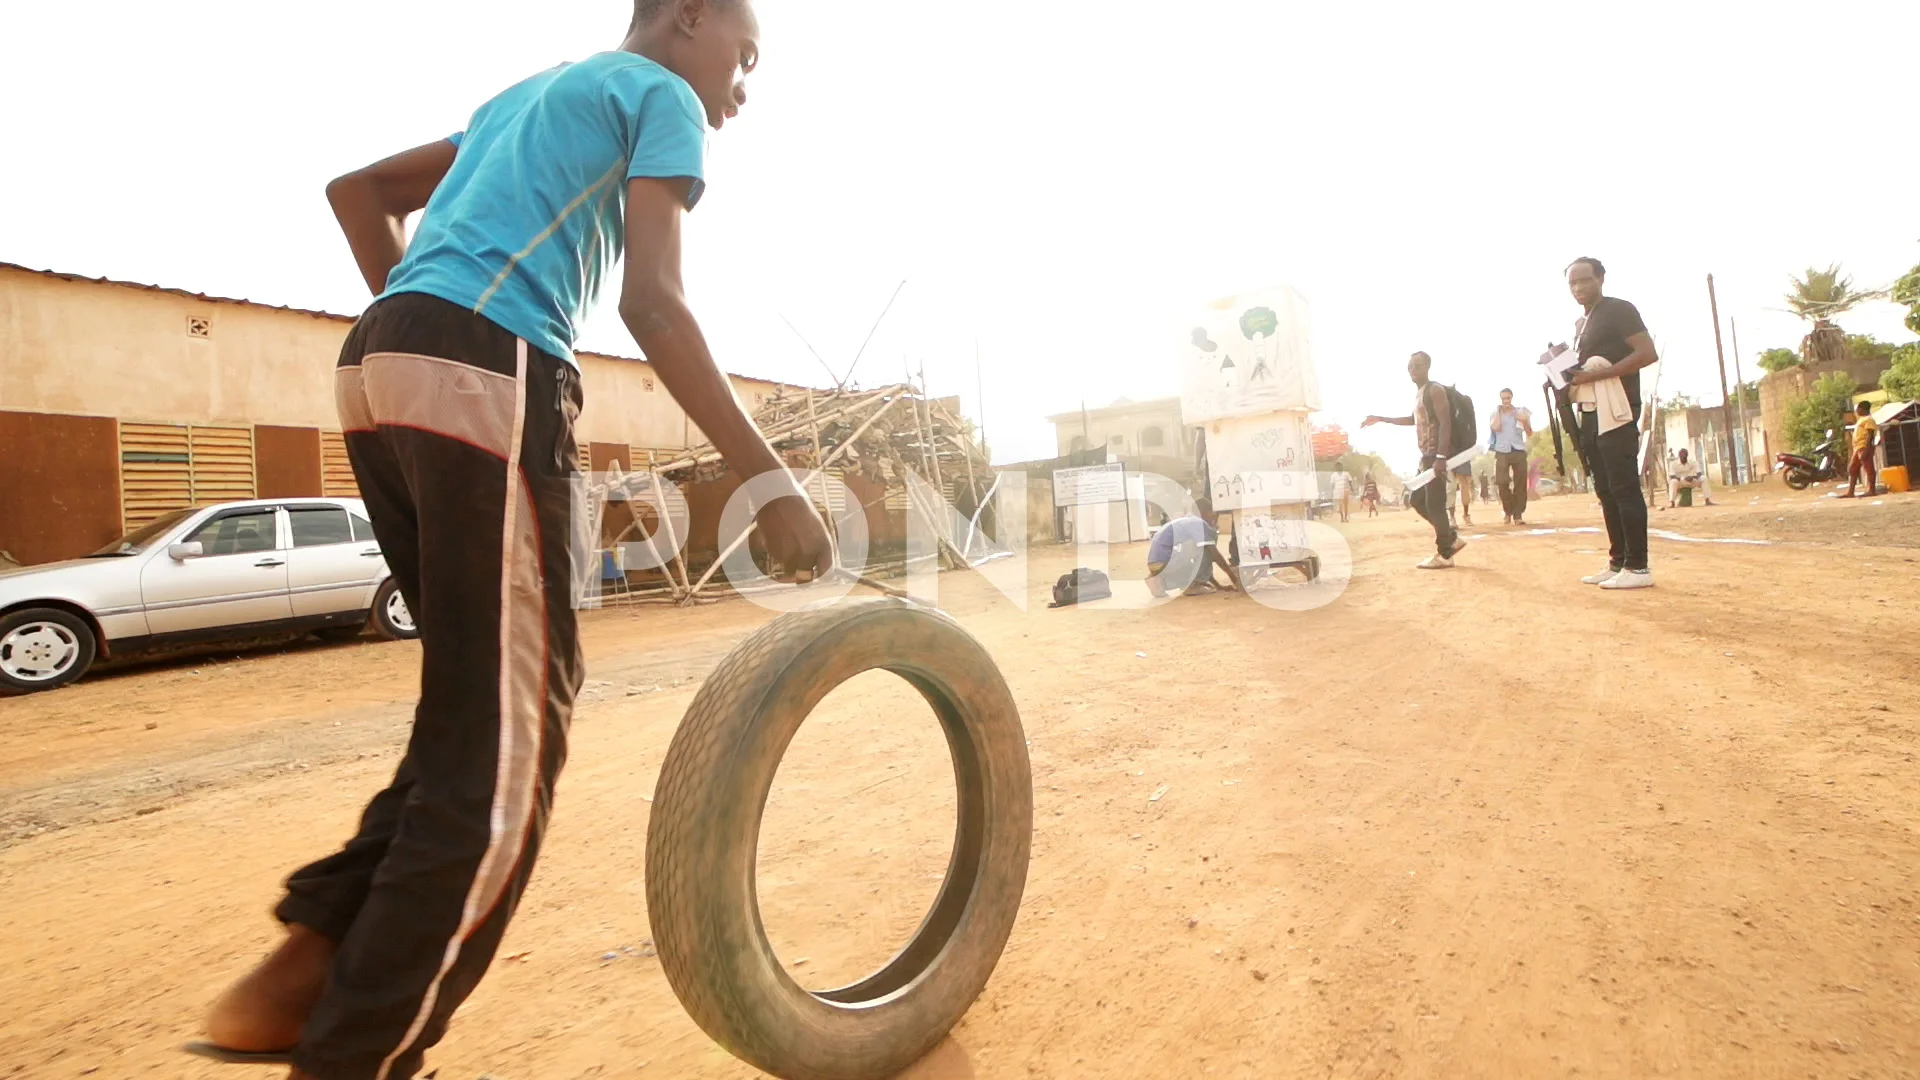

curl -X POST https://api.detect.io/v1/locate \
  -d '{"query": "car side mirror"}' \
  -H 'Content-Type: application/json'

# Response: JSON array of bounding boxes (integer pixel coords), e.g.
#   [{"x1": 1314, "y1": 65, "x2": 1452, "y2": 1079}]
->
[{"x1": 168, "y1": 541, "x2": 204, "y2": 561}]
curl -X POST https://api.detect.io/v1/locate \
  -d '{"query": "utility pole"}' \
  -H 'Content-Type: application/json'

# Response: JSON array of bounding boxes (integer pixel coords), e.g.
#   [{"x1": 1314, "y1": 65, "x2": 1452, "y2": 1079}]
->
[
  {"x1": 1729, "y1": 317, "x2": 1752, "y2": 482},
  {"x1": 1706, "y1": 274, "x2": 1737, "y2": 486},
  {"x1": 974, "y1": 338, "x2": 987, "y2": 464}
]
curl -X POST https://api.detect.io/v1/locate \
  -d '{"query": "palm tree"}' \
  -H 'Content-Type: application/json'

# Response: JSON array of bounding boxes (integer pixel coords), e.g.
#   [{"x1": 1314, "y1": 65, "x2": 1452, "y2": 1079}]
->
[{"x1": 1785, "y1": 264, "x2": 1860, "y2": 366}]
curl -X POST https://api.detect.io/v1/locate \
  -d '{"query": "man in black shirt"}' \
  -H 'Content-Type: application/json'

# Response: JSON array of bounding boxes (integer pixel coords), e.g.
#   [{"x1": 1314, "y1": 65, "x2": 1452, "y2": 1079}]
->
[{"x1": 1565, "y1": 257, "x2": 1657, "y2": 589}]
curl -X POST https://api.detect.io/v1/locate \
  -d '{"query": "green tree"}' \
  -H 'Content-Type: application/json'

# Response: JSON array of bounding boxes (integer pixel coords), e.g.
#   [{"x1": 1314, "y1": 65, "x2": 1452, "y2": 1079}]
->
[
  {"x1": 1757, "y1": 347, "x2": 1802, "y2": 373},
  {"x1": 1786, "y1": 264, "x2": 1862, "y2": 368},
  {"x1": 1882, "y1": 343, "x2": 1920, "y2": 401},
  {"x1": 1785, "y1": 264, "x2": 1864, "y2": 322},
  {"x1": 1783, "y1": 372, "x2": 1858, "y2": 454},
  {"x1": 1526, "y1": 425, "x2": 1583, "y2": 489},
  {"x1": 1846, "y1": 333, "x2": 1896, "y2": 366},
  {"x1": 1734, "y1": 381, "x2": 1761, "y2": 407},
  {"x1": 1893, "y1": 263, "x2": 1920, "y2": 337}
]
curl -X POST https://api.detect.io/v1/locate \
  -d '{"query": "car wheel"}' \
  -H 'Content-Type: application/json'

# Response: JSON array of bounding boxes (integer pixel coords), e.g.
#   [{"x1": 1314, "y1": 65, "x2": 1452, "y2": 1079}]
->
[
  {"x1": 0, "y1": 607, "x2": 98, "y2": 695},
  {"x1": 371, "y1": 578, "x2": 418, "y2": 640}
]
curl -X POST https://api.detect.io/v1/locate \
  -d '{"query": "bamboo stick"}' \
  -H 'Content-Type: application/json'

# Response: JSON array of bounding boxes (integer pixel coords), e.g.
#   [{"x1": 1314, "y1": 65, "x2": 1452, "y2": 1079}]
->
[
  {"x1": 681, "y1": 395, "x2": 903, "y2": 603},
  {"x1": 647, "y1": 450, "x2": 693, "y2": 597}
]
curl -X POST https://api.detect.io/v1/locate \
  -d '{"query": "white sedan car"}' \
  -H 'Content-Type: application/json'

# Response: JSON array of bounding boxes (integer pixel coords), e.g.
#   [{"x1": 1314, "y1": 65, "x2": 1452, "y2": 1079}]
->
[{"x1": 0, "y1": 498, "x2": 415, "y2": 694}]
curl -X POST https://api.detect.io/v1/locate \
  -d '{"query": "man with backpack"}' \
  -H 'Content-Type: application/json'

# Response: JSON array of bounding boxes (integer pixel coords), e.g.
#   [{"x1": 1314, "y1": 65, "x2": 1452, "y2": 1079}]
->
[{"x1": 1362, "y1": 352, "x2": 1470, "y2": 569}]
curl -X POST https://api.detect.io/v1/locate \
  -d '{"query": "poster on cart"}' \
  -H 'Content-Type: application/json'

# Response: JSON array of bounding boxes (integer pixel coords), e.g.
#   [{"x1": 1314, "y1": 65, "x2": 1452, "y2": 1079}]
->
[
  {"x1": 1233, "y1": 504, "x2": 1311, "y2": 568},
  {"x1": 1179, "y1": 286, "x2": 1321, "y2": 423},
  {"x1": 1203, "y1": 412, "x2": 1316, "y2": 511}
]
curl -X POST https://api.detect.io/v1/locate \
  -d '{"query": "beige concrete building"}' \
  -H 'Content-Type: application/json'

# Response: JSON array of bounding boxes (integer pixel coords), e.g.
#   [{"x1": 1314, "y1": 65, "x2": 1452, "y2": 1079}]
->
[
  {"x1": 1048, "y1": 396, "x2": 1191, "y2": 460},
  {"x1": 0, "y1": 262, "x2": 809, "y2": 564}
]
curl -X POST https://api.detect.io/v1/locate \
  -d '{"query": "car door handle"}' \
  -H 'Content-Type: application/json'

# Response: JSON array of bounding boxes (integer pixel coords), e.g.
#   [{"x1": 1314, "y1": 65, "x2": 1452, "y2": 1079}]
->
[
  {"x1": 254, "y1": 558, "x2": 286, "y2": 568},
  {"x1": 360, "y1": 550, "x2": 384, "y2": 557}
]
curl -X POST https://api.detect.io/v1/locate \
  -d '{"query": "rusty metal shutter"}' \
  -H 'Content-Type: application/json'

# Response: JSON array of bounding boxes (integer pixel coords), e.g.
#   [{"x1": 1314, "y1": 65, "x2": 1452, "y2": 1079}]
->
[
  {"x1": 119, "y1": 422, "x2": 193, "y2": 530},
  {"x1": 189, "y1": 426, "x2": 256, "y2": 504},
  {"x1": 320, "y1": 431, "x2": 359, "y2": 497}
]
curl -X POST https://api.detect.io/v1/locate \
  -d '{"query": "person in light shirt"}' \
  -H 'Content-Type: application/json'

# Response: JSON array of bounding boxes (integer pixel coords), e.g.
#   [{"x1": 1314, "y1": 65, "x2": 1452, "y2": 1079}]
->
[
  {"x1": 1663, "y1": 447, "x2": 1714, "y2": 509},
  {"x1": 1488, "y1": 388, "x2": 1533, "y2": 524}
]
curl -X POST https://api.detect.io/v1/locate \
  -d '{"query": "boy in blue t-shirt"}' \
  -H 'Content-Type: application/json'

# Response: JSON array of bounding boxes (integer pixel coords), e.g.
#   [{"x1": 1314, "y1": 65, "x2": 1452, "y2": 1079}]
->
[{"x1": 200, "y1": 3, "x2": 831, "y2": 1076}]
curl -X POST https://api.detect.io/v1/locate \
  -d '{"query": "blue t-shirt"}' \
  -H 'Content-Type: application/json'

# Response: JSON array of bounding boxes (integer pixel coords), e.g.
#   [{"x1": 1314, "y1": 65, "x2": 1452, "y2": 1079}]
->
[
  {"x1": 381, "y1": 52, "x2": 707, "y2": 366},
  {"x1": 1148, "y1": 515, "x2": 1213, "y2": 564}
]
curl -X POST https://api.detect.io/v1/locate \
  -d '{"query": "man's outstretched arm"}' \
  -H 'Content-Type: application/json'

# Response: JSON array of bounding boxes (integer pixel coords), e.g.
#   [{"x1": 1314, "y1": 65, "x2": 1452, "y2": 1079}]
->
[
  {"x1": 326, "y1": 140, "x2": 459, "y2": 294},
  {"x1": 619, "y1": 177, "x2": 832, "y2": 577}
]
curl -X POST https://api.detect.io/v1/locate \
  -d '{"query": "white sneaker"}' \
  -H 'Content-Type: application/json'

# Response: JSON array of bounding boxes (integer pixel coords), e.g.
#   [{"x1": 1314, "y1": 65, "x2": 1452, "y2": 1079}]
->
[
  {"x1": 1600, "y1": 569, "x2": 1654, "y2": 590},
  {"x1": 1417, "y1": 554, "x2": 1454, "y2": 570},
  {"x1": 1581, "y1": 567, "x2": 1620, "y2": 585}
]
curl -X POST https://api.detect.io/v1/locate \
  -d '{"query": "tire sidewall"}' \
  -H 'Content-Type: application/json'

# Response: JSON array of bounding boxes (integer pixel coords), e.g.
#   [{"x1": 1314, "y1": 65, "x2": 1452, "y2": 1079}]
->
[
  {"x1": 0, "y1": 607, "x2": 97, "y2": 694},
  {"x1": 647, "y1": 599, "x2": 1031, "y2": 1080}
]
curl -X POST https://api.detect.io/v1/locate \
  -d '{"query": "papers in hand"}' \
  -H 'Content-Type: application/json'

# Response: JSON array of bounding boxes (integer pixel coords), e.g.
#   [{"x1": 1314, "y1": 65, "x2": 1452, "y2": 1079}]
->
[
  {"x1": 1405, "y1": 446, "x2": 1480, "y2": 492},
  {"x1": 1539, "y1": 342, "x2": 1581, "y2": 390},
  {"x1": 1536, "y1": 342, "x2": 1582, "y2": 388}
]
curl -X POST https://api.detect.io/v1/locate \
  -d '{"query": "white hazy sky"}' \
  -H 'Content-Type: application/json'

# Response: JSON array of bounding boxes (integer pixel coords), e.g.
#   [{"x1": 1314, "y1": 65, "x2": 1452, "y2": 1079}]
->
[{"x1": 4, "y1": 1, "x2": 1916, "y2": 472}]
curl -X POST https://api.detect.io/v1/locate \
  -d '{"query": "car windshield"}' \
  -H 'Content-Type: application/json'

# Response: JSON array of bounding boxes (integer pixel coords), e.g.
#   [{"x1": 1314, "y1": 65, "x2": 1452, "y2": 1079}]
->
[{"x1": 88, "y1": 508, "x2": 197, "y2": 556}]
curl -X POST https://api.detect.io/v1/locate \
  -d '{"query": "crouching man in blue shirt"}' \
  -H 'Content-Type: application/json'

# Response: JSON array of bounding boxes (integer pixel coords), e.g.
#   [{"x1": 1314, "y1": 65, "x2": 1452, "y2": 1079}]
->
[{"x1": 1146, "y1": 502, "x2": 1239, "y2": 598}]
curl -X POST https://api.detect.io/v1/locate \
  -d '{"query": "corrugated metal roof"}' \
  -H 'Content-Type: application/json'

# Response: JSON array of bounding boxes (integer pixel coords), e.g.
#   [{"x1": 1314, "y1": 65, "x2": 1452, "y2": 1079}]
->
[
  {"x1": 0, "y1": 260, "x2": 356, "y2": 324},
  {"x1": 0, "y1": 260, "x2": 818, "y2": 389}
]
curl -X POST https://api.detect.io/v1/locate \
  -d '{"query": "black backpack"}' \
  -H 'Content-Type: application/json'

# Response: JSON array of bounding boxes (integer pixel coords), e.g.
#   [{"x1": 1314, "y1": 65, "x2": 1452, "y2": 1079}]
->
[
  {"x1": 1423, "y1": 383, "x2": 1477, "y2": 457},
  {"x1": 1048, "y1": 568, "x2": 1112, "y2": 608}
]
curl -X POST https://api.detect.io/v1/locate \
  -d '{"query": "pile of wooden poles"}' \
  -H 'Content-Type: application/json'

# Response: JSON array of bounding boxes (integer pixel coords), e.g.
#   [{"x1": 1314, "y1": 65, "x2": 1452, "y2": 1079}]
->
[{"x1": 586, "y1": 382, "x2": 996, "y2": 607}]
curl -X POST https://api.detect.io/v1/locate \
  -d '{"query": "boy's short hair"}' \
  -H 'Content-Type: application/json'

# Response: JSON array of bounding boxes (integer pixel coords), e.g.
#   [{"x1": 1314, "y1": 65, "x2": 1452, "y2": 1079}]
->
[
  {"x1": 633, "y1": 0, "x2": 740, "y2": 28},
  {"x1": 1858, "y1": 400, "x2": 1873, "y2": 413}
]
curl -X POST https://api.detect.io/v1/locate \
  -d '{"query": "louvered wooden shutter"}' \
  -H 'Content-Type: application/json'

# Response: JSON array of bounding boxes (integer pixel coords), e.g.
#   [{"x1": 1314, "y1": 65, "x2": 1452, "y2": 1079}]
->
[
  {"x1": 120, "y1": 422, "x2": 192, "y2": 530},
  {"x1": 189, "y1": 426, "x2": 256, "y2": 504},
  {"x1": 320, "y1": 431, "x2": 359, "y2": 497}
]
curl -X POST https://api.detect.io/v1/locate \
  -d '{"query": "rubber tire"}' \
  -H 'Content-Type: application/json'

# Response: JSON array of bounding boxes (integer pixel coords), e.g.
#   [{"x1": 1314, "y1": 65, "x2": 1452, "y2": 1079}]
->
[
  {"x1": 0, "y1": 607, "x2": 97, "y2": 695},
  {"x1": 370, "y1": 578, "x2": 418, "y2": 641},
  {"x1": 646, "y1": 597, "x2": 1031, "y2": 1080},
  {"x1": 1782, "y1": 468, "x2": 1812, "y2": 491}
]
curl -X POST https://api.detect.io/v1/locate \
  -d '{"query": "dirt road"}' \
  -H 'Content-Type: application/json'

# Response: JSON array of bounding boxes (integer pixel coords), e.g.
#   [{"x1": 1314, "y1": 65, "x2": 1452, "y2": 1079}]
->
[{"x1": 4, "y1": 489, "x2": 1918, "y2": 1079}]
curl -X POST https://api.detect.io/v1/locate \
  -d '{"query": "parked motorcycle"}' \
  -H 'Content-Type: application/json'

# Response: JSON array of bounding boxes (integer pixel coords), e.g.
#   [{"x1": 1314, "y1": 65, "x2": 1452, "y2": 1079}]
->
[{"x1": 1775, "y1": 429, "x2": 1843, "y2": 490}]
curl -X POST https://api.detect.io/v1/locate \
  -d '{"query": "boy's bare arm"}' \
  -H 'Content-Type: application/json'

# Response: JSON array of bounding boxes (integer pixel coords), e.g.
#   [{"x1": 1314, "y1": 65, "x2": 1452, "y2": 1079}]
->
[
  {"x1": 326, "y1": 140, "x2": 459, "y2": 294},
  {"x1": 619, "y1": 176, "x2": 832, "y2": 574}
]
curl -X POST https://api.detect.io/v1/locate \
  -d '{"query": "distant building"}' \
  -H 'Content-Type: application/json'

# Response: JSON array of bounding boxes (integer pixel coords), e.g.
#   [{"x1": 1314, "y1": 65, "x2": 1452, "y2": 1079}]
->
[
  {"x1": 1046, "y1": 395, "x2": 1200, "y2": 489},
  {"x1": 0, "y1": 262, "x2": 815, "y2": 565}
]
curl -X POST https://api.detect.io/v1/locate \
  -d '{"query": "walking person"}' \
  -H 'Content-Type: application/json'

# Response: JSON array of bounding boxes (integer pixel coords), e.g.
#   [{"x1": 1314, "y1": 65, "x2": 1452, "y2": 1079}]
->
[
  {"x1": 1452, "y1": 460, "x2": 1474, "y2": 527},
  {"x1": 1361, "y1": 472, "x2": 1381, "y2": 517},
  {"x1": 1489, "y1": 388, "x2": 1533, "y2": 524},
  {"x1": 1842, "y1": 400, "x2": 1880, "y2": 498},
  {"x1": 1564, "y1": 257, "x2": 1655, "y2": 589},
  {"x1": 200, "y1": 4, "x2": 835, "y2": 1078},
  {"x1": 1362, "y1": 352, "x2": 1467, "y2": 569},
  {"x1": 1332, "y1": 467, "x2": 1354, "y2": 522}
]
